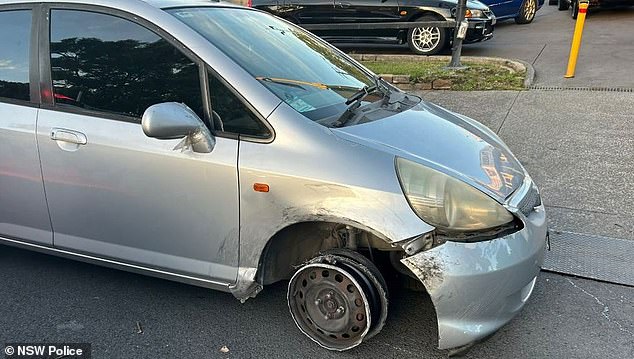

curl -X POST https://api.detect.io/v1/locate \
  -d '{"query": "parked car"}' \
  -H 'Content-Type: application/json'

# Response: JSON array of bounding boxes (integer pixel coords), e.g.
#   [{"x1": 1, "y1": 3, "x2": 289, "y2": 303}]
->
[
  {"x1": 251, "y1": 0, "x2": 497, "y2": 55},
  {"x1": 0, "y1": 0, "x2": 547, "y2": 352},
  {"x1": 554, "y1": 0, "x2": 634, "y2": 19},
  {"x1": 480, "y1": 0, "x2": 544, "y2": 23}
]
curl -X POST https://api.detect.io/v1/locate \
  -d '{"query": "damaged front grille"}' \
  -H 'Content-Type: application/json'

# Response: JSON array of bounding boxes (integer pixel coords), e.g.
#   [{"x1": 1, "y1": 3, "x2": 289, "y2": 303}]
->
[{"x1": 517, "y1": 185, "x2": 541, "y2": 216}]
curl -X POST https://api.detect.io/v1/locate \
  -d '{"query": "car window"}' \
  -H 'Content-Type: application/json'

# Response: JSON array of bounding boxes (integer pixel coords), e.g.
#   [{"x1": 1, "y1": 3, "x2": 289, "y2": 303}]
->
[
  {"x1": 168, "y1": 7, "x2": 375, "y2": 123},
  {"x1": 0, "y1": 10, "x2": 31, "y2": 102},
  {"x1": 209, "y1": 71, "x2": 270, "y2": 138},
  {"x1": 50, "y1": 10, "x2": 203, "y2": 119}
]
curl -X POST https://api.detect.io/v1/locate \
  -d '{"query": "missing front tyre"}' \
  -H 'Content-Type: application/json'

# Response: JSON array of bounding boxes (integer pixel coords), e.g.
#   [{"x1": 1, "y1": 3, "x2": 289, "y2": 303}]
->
[{"x1": 287, "y1": 250, "x2": 388, "y2": 351}]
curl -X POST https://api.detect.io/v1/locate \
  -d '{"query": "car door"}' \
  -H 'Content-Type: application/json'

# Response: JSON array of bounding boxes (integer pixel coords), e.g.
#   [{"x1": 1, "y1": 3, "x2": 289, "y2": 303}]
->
[
  {"x1": 36, "y1": 8, "x2": 240, "y2": 283},
  {"x1": 331, "y1": 0, "x2": 401, "y2": 39},
  {"x1": 0, "y1": 6, "x2": 53, "y2": 246},
  {"x1": 285, "y1": 0, "x2": 335, "y2": 24},
  {"x1": 481, "y1": 0, "x2": 519, "y2": 18}
]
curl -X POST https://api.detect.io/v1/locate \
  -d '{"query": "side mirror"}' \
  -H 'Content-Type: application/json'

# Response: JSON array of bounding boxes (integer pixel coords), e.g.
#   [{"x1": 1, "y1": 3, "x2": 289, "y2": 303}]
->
[{"x1": 142, "y1": 102, "x2": 215, "y2": 153}]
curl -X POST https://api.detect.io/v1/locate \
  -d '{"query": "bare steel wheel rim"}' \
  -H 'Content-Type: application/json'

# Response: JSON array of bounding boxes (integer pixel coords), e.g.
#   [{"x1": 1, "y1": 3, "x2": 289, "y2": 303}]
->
[
  {"x1": 288, "y1": 263, "x2": 372, "y2": 351},
  {"x1": 411, "y1": 27, "x2": 441, "y2": 52},
  {"x1": 524, "y1": 0, "x2": 537, "y2": 20}
]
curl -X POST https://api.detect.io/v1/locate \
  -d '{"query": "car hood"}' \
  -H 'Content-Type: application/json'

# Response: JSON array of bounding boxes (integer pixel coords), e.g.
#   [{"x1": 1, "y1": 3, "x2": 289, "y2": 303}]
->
[{"x1": 332, "y1": 101, "x2": 525, "y2": 203}]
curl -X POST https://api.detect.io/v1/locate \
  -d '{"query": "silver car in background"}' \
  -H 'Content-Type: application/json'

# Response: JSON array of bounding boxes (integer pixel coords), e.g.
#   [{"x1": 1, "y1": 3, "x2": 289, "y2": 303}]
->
[{"x1": 0, "y1": 0, "x2": 547, "y2": 353}]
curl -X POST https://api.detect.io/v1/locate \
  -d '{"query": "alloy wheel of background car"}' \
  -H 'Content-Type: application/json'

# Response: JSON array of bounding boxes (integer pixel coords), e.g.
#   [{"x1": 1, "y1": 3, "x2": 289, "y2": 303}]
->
[
  {"x1": 287, "y1": 251, "x2": 388, "y2": 350},
  {"x1": 407, "y1": 15, "x2": 448, "y2": 55},
  {"x1": 515, "y1": 0, "x2": 537, "y2": 24}
]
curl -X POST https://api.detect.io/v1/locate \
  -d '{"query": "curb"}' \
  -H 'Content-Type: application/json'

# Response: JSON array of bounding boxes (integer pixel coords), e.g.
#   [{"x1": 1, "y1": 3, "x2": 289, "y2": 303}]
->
[
  {"x1": 349, "y1": 54, "x2": 536, "y2": 89},
  {"x1": 514, "y1": 59, "x2": 535, "y2": 89}
]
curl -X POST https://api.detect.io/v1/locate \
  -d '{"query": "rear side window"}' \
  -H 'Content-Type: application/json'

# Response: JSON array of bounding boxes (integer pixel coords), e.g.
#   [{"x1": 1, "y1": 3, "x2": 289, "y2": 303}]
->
[
  {"x1": 0, "y1": 10, "x2": 31, "y2": 102},
  {"x1": 50, "y1": 10, "x2": 203, "y2": 119}
]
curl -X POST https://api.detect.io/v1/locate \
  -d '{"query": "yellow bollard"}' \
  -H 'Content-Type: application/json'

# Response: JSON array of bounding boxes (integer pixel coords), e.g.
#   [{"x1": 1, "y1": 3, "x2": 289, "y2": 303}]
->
[{"x1": 565, "y1": 0, "x2": 589, "y2": 78}]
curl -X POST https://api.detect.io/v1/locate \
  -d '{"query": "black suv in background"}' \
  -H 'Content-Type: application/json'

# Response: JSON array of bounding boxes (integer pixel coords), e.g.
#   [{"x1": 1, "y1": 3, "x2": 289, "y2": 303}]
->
[{"x1": 251, "y1": 0, "x2": 497, "y2": 55}]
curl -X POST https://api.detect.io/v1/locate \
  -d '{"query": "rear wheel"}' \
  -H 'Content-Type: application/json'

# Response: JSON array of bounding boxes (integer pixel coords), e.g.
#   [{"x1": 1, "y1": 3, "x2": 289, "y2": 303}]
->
[
  {"x1": 515, "y1": 0, "x2": 538, "y2": 24},
  {"x1": 287, "y1": 250, "x2": 388, "y2": 350},
  {"x1": 407, "y1": 15, "x2": 448, "y2": 55},
  {"x1": 558, "y1": 0, "x2": 570, "y2": 10}
]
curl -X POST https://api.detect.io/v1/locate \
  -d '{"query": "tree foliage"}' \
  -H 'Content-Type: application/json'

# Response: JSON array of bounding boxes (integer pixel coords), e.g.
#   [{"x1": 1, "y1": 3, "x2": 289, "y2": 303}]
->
[{"x1": 51, "y1": 37, "x2": 202, "y2": 118}]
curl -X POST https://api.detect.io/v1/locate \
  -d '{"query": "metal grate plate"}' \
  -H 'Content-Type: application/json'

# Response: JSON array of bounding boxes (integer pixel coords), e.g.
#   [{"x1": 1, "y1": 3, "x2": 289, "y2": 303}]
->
[
  {"x1": 529, "y1": 86, "x2": 634, "y2": 93},
  {"x1": 542, "y1": 231, "x2": 634, "y2": 287}
]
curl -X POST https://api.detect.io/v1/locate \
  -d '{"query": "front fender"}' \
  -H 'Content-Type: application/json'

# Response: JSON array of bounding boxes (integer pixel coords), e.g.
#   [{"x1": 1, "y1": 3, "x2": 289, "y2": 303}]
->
[{"x1": 232, "y1": 103, "x2": 432, "y2": 300}]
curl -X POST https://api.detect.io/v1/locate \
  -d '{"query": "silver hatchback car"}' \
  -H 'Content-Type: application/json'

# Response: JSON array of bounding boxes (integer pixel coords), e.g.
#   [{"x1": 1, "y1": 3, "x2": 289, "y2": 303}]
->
[{"x1": 0, "y1": 0, "x2": 547, "y2": 353}]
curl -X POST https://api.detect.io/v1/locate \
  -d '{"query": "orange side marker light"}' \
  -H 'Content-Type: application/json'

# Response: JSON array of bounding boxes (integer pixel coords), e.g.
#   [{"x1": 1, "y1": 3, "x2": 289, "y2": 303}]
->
[{"x1": 253, "y1": 183, "x2": 270, "y2": 193}]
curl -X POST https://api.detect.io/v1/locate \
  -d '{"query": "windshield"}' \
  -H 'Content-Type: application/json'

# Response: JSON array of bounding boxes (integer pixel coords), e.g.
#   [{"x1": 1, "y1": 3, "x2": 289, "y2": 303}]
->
[{"x1": 167, "y1": 7, "x2": 376, "y2": 121}]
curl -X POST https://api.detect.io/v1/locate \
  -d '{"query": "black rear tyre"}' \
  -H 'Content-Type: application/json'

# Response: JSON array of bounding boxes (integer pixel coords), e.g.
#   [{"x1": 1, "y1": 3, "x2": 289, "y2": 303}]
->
[
  {"x1": 571, "y1": 0, "x2": 579, "y2": 19},
  {"x1": 558, "y1": 0, "x2": 570, "y2": 10}
]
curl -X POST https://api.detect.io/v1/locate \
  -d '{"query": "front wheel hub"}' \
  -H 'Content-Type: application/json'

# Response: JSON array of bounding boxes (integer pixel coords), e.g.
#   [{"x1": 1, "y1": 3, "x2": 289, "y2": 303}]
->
[{"x1": 288, "y1": 263, "x2": 373, "y2": 351}]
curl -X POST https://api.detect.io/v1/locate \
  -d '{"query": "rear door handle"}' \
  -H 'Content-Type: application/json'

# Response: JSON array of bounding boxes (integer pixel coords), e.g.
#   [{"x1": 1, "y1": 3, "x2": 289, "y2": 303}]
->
[
  {"x1": 50, "y1": 128, "x2": 87, "y2": 145},
  {"x1": 337, "y1": 2, "x2": 351, "y2": 8}
]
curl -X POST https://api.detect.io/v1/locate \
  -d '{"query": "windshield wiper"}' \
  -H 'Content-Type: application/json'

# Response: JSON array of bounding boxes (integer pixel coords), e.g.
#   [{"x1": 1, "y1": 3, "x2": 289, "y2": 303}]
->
[
  {"x1": 344, "y1": 84, "x2": 377, "y2": 105},
  {"x1": 373, "y1": 75, "x2": 392, "y2": 97},
  {"x1": 344, "y1": 75, "x2": 391, "y2": 106},
  {"x1": 332, "y1": 83, "x2": 386, "y2": 127},
  {"x1": 256, "y1": 77, "x2": 328, "y2": 90}
]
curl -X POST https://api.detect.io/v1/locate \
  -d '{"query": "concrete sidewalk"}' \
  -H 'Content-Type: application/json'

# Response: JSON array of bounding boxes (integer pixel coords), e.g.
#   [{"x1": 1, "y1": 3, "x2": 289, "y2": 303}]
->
[{"x1": 419, "y1": 89, "x2": 634, "y2": 241}]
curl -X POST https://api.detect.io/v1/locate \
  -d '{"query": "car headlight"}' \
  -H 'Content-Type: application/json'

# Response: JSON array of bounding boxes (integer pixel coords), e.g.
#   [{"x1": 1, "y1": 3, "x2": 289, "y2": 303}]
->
[
  {"x1": 396, "y1": 157, "x2": 514, "y2": 232},
  {"x1": 465, "y1": 9, "x2": 485, "y2": 18}
]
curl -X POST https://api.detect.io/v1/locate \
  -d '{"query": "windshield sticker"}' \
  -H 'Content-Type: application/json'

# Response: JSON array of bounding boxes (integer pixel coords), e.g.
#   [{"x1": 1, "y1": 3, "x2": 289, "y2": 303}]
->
[
  {"x1": 287, "y1": 97, "x2": 316, "y2": 113},
  {"x1": 172, "y1": 11, "x2": 193, "y2": 18}
]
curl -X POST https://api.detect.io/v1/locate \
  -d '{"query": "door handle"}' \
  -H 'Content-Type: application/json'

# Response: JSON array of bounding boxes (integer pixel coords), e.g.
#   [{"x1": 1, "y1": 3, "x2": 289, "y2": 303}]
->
[
  {"x1": 50, "y1": 128, "x2": 87, "y2": 145},
  {"x1": 337, "y1": 2, "x2": 351, "y2": 8}
]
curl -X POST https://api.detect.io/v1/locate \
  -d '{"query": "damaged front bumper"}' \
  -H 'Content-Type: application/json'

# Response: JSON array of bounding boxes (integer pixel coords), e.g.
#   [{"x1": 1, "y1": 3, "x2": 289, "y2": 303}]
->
[
  {"x1": 401, "y1": 204, "x2": 547, "y2": 350},
  {"x1": 463, "y1": 18, "x2": 495, "y2": 44}
]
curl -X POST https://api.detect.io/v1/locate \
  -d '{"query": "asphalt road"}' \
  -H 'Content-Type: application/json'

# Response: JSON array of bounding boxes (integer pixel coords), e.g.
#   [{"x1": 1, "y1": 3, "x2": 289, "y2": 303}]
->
[
  {"x1": 1, "y1": 245, "x2": 633, "y2": 359},
  {"x1": 337, "y1": 5, "x2": 634, "y2": 88}
]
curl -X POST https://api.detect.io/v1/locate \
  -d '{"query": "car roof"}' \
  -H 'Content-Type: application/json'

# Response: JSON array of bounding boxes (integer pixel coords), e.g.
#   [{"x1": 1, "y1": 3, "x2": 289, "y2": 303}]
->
[
  {"x1": 143, "y1": 0, "x2": 235, "y2": 9},
  {"x1": 0, "y1": 0, "x2": 240, "y2": 10}
]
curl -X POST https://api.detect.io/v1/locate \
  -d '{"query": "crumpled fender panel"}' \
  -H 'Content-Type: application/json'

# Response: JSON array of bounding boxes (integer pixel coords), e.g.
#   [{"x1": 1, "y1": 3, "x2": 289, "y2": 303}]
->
[{"x1": 231, "y1": 103, "x2": 433, "y2": 300}]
